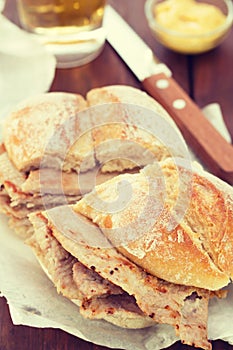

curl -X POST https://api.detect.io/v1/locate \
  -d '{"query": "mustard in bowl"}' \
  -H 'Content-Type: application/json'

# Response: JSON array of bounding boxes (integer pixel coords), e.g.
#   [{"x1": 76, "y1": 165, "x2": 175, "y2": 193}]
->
[{"x1": 145, "y1": 0, "x2": 233, "y2": 54}]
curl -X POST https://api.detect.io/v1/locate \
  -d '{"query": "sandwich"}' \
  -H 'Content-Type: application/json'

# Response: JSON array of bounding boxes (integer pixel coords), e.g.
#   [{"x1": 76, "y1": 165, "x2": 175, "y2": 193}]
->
[
  {"x1": 1, "y1": 85, "x2": 232, "y2": 350},
  {"x1": 0, "y1": 92, "x2": 88, "y2": 237},
  {"x1": 27, "y1": 157, "x2": 233, "y2": 350},
  {"x1": 0, "y1": 85, "x2": 184, "y2": 237}
]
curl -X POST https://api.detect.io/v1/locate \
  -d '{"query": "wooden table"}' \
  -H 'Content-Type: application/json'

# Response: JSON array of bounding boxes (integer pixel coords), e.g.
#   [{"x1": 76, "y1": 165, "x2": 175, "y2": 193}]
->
[{"x1": 1, "y1": 1, "x2": 233, "y2": 349}]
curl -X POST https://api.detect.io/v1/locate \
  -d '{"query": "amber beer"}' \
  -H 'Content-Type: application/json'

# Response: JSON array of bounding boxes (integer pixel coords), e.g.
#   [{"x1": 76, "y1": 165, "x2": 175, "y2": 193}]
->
[
  {"x1": 17, "y1": 0, "x2": 107, "y2": 67},
  {"x1": 17, "y1": 0, "x2": 106, "y2": 34}
]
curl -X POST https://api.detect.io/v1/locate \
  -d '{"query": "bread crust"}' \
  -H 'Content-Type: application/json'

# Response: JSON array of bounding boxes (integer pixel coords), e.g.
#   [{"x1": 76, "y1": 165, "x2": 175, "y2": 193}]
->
[
  {"x1": 2, "y1": 86, "x2": 187, "y2": 175},
  {"x1": 184, "y1": 161, "x2": 233, "y2": 279},
  {"x1": 86, "y1": 85, "x2": 187, "y2": 172},
  {"x1": 73, "y1": 158, "x2": 232, "y2": 290},
  {"x1": 3, "y1": 92, "x2": 92, "y2": 172}
]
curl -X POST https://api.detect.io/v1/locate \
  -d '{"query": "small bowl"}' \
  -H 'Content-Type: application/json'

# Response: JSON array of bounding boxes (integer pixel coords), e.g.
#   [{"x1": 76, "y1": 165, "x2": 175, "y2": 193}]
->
[{"x1": 145, "y1": 0, "x2": 233, "y2": 54}]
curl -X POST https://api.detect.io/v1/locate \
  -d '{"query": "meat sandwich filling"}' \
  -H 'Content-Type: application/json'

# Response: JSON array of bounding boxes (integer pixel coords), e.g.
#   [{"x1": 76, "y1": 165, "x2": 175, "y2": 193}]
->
[{"x1": 28, "y1": 209, "x2": 215, "y2": 350}]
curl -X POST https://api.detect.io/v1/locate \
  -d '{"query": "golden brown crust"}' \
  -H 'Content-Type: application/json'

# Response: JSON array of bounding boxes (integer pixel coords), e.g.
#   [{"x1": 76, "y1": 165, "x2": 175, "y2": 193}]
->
[
  {"x1": 73, "y1": 158, "x2": 232, "y2": 290},
  {"x1": 184, "y1": 162, "x2": 233, "y2": 279}
]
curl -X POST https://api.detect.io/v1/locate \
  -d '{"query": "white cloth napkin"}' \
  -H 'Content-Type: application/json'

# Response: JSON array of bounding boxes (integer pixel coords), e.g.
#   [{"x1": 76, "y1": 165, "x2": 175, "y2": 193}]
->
[
  {"x1": 0, "y1": 11, "x2": 56, "y2": 121},
  {"x1": 0, "y1": 0, "x2": 5, "y2": 12}
]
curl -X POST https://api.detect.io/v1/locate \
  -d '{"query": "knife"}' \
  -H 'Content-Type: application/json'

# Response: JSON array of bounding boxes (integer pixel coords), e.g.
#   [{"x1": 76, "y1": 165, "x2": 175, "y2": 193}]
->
[{"x1": 103, "y1": 5, "x2": 233, "y2": 185}]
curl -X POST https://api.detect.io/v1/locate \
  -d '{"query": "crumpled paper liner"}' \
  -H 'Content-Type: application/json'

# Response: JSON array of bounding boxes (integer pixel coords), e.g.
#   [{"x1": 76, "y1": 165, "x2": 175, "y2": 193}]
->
[
  {"x1": 0, "y1": 6, "x2": 232, "y2": 348},
  {"x1": 0, "y1": 102, "x2": 232, "y2": 350},
  {"x1": 202, "y1": 103, "x2": 231, "y2": 143}
]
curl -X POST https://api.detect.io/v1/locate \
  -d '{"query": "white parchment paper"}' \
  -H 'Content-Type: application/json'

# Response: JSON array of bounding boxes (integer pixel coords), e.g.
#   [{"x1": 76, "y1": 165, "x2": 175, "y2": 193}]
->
[{"x1": 0, "y1": 6, "x2": 232, "y2": 348}]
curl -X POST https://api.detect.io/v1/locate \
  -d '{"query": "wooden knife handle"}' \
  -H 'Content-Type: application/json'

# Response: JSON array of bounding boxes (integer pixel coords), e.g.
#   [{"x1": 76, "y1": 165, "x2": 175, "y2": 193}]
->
[{"x1": 142, "y1": 72, "x2": 233, "y2": 185}]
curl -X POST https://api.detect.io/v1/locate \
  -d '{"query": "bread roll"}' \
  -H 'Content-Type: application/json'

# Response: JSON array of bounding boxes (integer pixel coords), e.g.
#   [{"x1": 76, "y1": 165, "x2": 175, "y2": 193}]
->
[
  {"x1": 3, "y1": 92, "x2": 94, "y2": 172},
  {"x1": 73, "y1": 157, "x2": 233, "y2": 290},
  {"x1": 87, "y1": 85, "x2": 187, "y2": 172},
  {"x1": 2, "y1": 86, "x2": 188, "y2": 176}
]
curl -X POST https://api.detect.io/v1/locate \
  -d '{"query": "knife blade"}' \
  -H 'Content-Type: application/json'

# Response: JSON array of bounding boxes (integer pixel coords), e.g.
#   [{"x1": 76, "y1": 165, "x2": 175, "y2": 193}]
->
[{"x1": 103, "y1": 5, "x2": 233, "y2": 185}]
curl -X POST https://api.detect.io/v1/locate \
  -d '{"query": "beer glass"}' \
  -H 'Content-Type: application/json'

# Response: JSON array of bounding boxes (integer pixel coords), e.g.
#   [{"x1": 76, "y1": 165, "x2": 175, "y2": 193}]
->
[{"x1": 17, "y1": 0, "x2": 107, "y2": 68}]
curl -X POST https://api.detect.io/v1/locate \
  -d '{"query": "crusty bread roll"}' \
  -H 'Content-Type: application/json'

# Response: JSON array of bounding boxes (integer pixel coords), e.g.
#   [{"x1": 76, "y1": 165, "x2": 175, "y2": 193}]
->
[
  {"x1": 87, "y1": 84, "x2": 177, "y2": 127},
  {"x1": 87, "y1": 85, "x2": 187, "y2": 172},
  {"x1": 1, "y1": 86, "x2": 190, "y2": 239},
  {"x1": 3, "y1": 92, "x2": 95, "y2": 173},
  {"x1": 2, "y1": 86, "x2": 188, "y2": 175},
  {"x1": 73, "y1": 157, "x2": 233, "y2": 291}
]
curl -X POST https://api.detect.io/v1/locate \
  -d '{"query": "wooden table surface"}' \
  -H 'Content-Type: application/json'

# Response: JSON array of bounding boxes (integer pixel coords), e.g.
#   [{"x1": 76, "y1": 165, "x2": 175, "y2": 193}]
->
[{"x1": 1, "y1": 1, "x2": 233, "y2": 350}]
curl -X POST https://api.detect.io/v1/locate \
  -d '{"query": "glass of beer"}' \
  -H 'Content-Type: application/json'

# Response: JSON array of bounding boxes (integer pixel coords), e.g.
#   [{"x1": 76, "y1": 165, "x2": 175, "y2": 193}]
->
[{"x1": 17, "y1": 0, "x2": 107, "y2": 68}]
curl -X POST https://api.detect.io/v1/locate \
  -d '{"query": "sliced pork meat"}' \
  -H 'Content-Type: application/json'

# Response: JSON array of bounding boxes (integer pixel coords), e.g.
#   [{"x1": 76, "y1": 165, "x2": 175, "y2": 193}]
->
[
  {"x1": 27, "y1": 216, "x2": 81, "y2": 300},
  {"x1": 80, "y1": 293, "x2": 153, "y2": 329},
  {"x1": 0, "y1": 150, "x2": 121, "y2": 237},
  {"x1": 27, "y1": 212, "x2": 153, "y2": 329},
  {"x1": 29, "y1": 209, "x2": 211, "y2": 350},
  {"x1": 73, "y1": 262, "x2": 123, "y2": 299}
]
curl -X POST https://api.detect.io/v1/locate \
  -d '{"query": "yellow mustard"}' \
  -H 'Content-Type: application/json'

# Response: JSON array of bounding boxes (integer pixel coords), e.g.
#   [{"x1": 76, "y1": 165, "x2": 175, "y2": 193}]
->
[{"x1": 153, "y1": 0, "x2": 228, "y2": 53}]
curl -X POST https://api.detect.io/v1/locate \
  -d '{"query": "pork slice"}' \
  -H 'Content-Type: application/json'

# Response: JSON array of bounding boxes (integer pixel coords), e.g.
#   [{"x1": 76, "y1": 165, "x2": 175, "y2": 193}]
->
[
  {"x1": 0, "y1": 194, "x2": 45, "y2": 219},
  {"x1": 32, "y1": 208, "x2": 211, "y2": 350},
  {"x1": 21, "y1": 169, "x2": 82, "y2": 196},
  {"x1": 0, "y1": 195, "x2": 23, "y2": 217},
  {"x1": 80, "y1": 293, "x2": 153, "y2": 329},
  {"x1": 74, "y1": 262, "x2": 153, "y2": 328},
  {"x1": 73, "y1": 261, "x2": 123, "y2": 299},
  {"x1": 73, "y1": 260, "x2": 154, "y2": 328},
  {"x1": 0, "y1": 152, "x2": 82, "y2": 201},
  {"x1": 0, "y1": 152, "x2": 26, "y2": 188},
  {"x1": 179, "y1": 292, "x2": 210, "y2": 349},
  {"x1": 26, "y1": 215, "x2": 81, "y2": 300},
  {"x1": 31, "y1": 194, "x2": 81, "y2": 207},
  {"x1": 8, "y1": 216, "x2": 35, "y2": 239},
  {"x1": 27, "y1": 213, "x2": 123, "y2": 301},
  {"x1": 27, "y1": 213, "x2": 153, "y2": 328},
  {"x1": 22, "y1": 167, "x2": 121, "y2": 196},
  {"x1": 0, "y1": 153, "x2": 34, "y2": 207},
  {"x1": 0, "y1": 188, "x2": 80, "y2": 218},
  {"x1": 4, "y1": 180, "x2": 81, "y2": 208},
  {"x1": 10, "y1": 193, "x2": 81, "y2": 209},
  {"x1": 81, "y1": 293, "x2": 147, "y2": 318}
]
